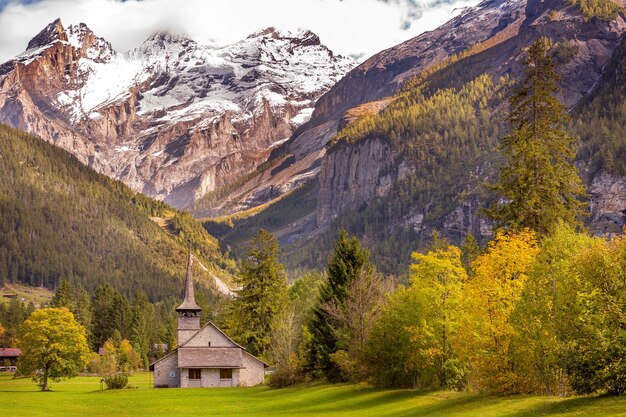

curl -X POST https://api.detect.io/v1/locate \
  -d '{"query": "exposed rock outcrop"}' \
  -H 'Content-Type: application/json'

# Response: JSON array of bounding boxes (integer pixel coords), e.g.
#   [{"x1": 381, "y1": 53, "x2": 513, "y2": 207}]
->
[
  {"x1": 589, "y1": 171, "x2": 626, "y2": 234},
  {"x1": 317, "y1": 138, "x2": 397, "y2": 225}
]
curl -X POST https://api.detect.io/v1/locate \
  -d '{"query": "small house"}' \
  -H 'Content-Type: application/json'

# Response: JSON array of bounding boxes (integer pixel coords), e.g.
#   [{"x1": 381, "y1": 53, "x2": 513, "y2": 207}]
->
[{"x1": 0, "y1": 348, "x2": 21, "y2": 369}]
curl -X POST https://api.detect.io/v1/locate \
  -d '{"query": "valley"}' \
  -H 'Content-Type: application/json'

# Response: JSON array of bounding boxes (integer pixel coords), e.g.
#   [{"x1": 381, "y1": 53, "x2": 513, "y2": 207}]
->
[{"x1": 1, "y1": 0, "x2": 626, "y2": 410}]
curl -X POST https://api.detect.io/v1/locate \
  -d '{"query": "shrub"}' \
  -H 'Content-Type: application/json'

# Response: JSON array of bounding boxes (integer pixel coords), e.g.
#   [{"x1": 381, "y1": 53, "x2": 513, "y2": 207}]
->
[
  {"x1": 104, "y1": 374, "x2": 128, "y2": 389},
  {"x1": 268, "y1": 366, "x2": 302, "y2": 388}
]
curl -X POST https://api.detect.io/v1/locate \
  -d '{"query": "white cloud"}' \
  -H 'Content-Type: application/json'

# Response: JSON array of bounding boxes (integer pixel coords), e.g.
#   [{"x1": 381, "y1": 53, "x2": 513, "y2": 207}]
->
[{"x1": 0, "y1": 0, "x2": 480, "y2": 63}]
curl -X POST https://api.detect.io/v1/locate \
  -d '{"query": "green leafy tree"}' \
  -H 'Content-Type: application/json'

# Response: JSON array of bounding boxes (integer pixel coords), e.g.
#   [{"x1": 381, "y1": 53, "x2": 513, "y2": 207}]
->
[
  {"x1": 486, "y1": 37, "x2": 586, "y2": 236},
  {"x1": 559, "y1": 233, "x2": 626, "y2": 394},
  {"x1": 367, "y1": 285, "x2": 426, "y2": 388},
  {"x1": 227, "y1": 229, "x2": 287, "y2": 358},
  {"x1": 17, "y1": 308, "x2": 90, "y2": 391},
  {"x1": 310, "y1": 230, "x2": 371, "y2": 380},
  {"x1": 510, "y1": 224, "x2": 594, "y2": 395}
]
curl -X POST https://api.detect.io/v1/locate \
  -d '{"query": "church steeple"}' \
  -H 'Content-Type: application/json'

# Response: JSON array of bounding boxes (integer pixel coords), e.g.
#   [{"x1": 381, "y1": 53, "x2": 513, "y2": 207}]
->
[
  {"x1": 176, "y1": 250, "x2": 201, "y2": 346},
  {"x1": 176, "y1": 251, "x2": 201, "y2": 313}
]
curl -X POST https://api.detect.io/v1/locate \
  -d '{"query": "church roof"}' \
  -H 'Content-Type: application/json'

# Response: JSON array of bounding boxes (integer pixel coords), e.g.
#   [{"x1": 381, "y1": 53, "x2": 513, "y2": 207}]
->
[
  {"x1": 176, "y1": 251, "x2": 201, "y2": 312},
  {"x1": 178, "y1": 347, "x2": 243, "y2": 368}
]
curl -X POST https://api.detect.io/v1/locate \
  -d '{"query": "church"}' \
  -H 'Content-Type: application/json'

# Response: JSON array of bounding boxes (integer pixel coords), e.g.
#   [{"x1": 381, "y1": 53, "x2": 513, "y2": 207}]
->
[{"x1": 150, "y1": 254, "x2": 267, "y2": 388}]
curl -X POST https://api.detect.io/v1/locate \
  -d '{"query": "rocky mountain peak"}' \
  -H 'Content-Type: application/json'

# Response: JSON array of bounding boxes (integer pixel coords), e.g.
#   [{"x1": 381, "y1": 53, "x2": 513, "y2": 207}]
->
[
  {"x1": 66, "y1": 22, "x2": 115, "y2": 62},
  {"x1": 25, "y1": 18, "x2": 67, "y2": 51},
  {"x1": 142, "y1": 31, "x2": 196, "y2": 49},
  {"x1": 18, "y1": 18, "x2": 114, "y2": 65},
  {"x1": 248, "y1": 27, "x2": 321, "y2": 46}
]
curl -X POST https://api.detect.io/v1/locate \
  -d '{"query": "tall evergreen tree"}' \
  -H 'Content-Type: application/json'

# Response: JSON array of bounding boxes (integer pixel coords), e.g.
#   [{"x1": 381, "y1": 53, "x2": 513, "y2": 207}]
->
[
  {"x1": 90, "y1": 285, "x2": 131, "y2": 350},
  {"x1": 50, "y1": 280, "x2": 92, "y2": 328},
  {"x1": 50, "y1": 280, "x2": 77, "y2": 311},
  {"x1": 227, "y1": 229, "x2": 287, "y2": 359},
  {"x1": 461, "y1": 232, "x2": 480, "y2": 272},
  {"x1": 130, "y1": 291, "x2": 153, "y2": 368},
  {"x1": 486, "y1": 37, "x2": 586, "y2": 236},
  {"x1": 310, "y1": 230, "x2": 371, "y2": 380}
]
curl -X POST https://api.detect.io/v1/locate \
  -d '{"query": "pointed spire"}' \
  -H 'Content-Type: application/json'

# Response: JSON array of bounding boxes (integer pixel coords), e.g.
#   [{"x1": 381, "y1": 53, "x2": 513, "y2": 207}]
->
[{"x1": 176, "y1": 248, "x2": 201, "y2": 312}]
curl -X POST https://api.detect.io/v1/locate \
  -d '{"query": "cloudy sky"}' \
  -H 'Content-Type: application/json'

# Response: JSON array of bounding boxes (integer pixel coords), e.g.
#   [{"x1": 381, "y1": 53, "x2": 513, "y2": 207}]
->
[{"x1": 0, "y1": 0, "x2": 481, "y2": 63}]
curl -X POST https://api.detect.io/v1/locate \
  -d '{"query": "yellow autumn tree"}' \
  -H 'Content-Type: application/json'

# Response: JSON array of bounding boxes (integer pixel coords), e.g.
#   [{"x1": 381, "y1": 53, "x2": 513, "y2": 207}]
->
[
  {"x1": 457, "y1": 230, "x2": 539, "y2": 392},
  {"x1": 408, "y1": 245, "x2": 469, "y2": 389},
  {"x1": 17, "y1": 308, "x2": 90, "y2": 391}
]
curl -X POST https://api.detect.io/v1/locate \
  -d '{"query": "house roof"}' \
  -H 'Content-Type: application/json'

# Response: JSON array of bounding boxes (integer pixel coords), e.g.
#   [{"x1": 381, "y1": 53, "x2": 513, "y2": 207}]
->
[
  {"x1": 149, "y1": 348, "x2": 178, "y2": 369},
  {"x1": 0, "y1": 348, "x2": 21, "y2": 357},
  {"x1": 180, "y1": 322, "x2": 269, "y2": 367},
  {"x1": 176, "y1": 252, "x2": 201, "y2": 312},
  {"x1": 178, "y1": 347, "x2": 243, "y2": 368}
]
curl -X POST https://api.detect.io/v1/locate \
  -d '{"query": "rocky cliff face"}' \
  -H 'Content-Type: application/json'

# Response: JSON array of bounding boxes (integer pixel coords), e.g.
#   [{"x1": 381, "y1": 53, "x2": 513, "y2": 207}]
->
[
  {"x1": 588, "y1": 171, "x2": 626, "y2": 234},
  {"x1": 317, "y1": 138, "x2": 397, "y2": 225},
  {"x1": 0, "y1": 20, "x2": 354, "y2": 207}
]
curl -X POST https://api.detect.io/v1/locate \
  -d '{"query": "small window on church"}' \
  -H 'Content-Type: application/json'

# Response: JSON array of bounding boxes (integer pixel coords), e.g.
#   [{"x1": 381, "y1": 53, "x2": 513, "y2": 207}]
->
[
  {"x1": 189, "y1": 369, "x2": 201, "y2": 380},
  {"x1": 220, "y1": 369, "x2": 232, "y2": 379}
]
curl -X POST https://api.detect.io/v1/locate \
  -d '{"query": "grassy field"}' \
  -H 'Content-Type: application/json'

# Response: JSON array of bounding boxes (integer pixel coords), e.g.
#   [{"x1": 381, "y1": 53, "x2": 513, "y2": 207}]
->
[
  {"x1": 1, "y1": 373, "x2": 625, "y2": 417},
  {"x1": 0, "y1": 283, "x2": 53, "y2": 307}
]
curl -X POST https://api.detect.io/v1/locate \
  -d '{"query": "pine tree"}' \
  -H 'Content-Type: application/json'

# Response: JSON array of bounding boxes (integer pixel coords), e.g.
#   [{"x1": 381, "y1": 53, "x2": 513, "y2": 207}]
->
[
  {"x1": 486, "y1": 37, "x2": 586, "y2": 236},
  {"x1": 130, "y1": 291, "x2": 153, "y2": 368},
  {"x1": 310, "y1": 230, "x2": 371, "y2": 380},
  {"x1": 461, "y1": 232, "x2": 480, "y2": 271},
  {"x1": 50, "y1": 280, "x2": 77, "y2": 311},
  {"x1": 50, "y1": 281, "x2": 92, "y2": 328},
  {"x1": 227, "y1": 229, "x2": 287, "y2": 359}
]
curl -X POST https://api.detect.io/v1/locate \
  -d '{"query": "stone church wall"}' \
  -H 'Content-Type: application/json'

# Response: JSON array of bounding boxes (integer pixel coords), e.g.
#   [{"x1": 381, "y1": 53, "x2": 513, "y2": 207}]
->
[
  {"x1": 154, "y1": 352, "x2": 180, "y2": 388},
  {"x1": 240, "y1": 351, "x2": 265, "y2": 386},
  {"x1": 184, "y1": 325, "x2": 237, "y2": 348}
]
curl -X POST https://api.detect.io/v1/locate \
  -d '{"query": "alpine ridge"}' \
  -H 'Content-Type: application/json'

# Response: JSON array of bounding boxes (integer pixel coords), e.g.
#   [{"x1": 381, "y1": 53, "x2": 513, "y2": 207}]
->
[{"x1": 0, "y1": 19, "x2": 354, "y2": 208}]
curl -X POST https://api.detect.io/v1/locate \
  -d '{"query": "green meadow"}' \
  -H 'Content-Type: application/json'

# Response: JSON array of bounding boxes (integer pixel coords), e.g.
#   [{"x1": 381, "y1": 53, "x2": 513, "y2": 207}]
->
[{"x1": 1, "y1": 373, "x2": 625, "y2": 417}]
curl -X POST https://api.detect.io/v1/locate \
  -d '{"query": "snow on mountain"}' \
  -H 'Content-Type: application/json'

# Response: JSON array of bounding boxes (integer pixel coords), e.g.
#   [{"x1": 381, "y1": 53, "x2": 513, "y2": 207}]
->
[
  {"x1": 0, "y1": 19, "x2": 355, "y2": 208},
  {"x1": 25, "y1": 23, "x2": 354, "y2": 128}
]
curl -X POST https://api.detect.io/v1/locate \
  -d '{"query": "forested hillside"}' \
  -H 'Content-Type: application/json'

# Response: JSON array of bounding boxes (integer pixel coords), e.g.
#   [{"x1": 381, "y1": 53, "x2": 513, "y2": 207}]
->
[{"x1": 0, "y1": 124, "x2": 235, "y2": 300}]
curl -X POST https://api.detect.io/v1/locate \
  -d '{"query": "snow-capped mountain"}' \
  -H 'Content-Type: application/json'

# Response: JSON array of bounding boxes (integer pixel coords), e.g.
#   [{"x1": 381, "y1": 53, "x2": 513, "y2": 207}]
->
[{"x1": 0, "y1": 19, "x2": 354, "y2": 207}]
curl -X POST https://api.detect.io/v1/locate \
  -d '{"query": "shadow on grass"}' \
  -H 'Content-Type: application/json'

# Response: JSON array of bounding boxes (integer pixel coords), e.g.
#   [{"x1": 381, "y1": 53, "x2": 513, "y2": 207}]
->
[
  {"x1": 261, "y1": 385, "x2": 484, "y2": 416},
  {"x1": 271, "y1": 386, "x2": 625, "y2": 417},
  {"x1": 502, "y1": 395, "x2": 625, "y2": 417}
]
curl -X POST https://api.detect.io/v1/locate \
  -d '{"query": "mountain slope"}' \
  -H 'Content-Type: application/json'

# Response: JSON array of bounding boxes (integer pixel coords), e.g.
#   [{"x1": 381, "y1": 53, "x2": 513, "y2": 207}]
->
[
  {"x1": 0, "y1": 20, "x2": 354, "y2": 208},
  {"x1": 0, "y1": 123, "x2": 234, "y2": 300},
  {"x1": 191, "y1": 0, "x2": 528, "y2": 218},
  {"x1": 204, "y1": 0, "x2": 626, "y2": 273}
]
